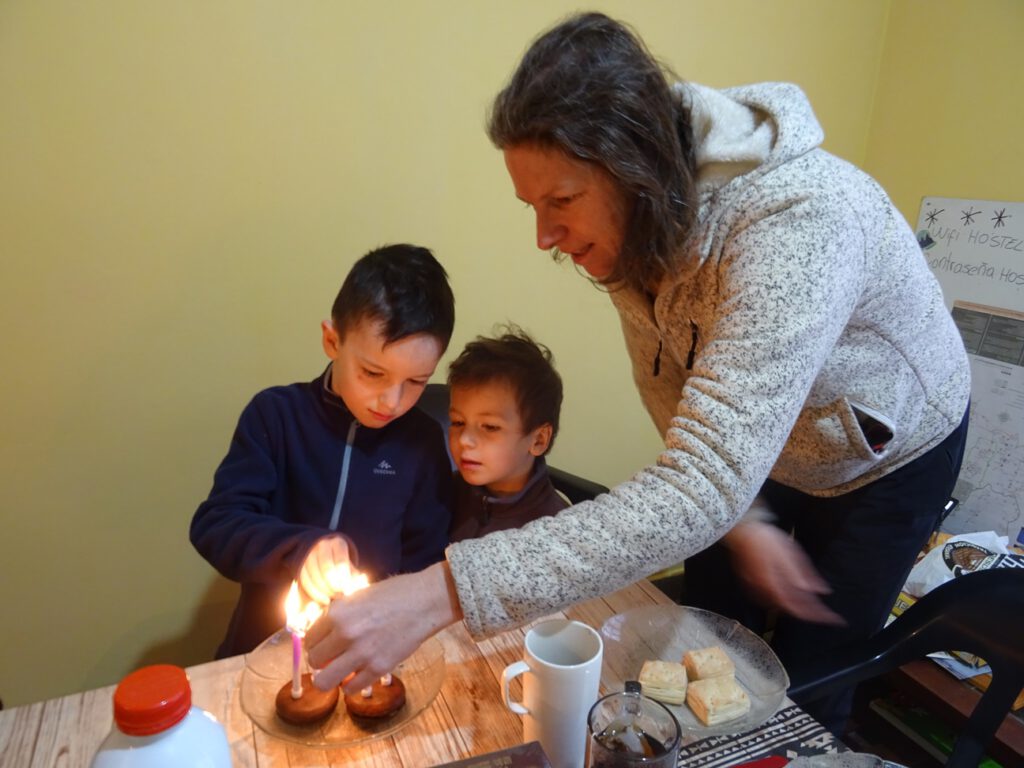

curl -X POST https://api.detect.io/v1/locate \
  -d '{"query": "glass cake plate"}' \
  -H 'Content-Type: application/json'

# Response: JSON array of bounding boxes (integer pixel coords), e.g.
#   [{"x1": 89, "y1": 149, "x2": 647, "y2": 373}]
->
[
  {"x1": 240, "y1": 629, "x2": 445, "y2": 747},
  {"x1": 601, "y1": 605, "x2": 789, "y2": 737}
]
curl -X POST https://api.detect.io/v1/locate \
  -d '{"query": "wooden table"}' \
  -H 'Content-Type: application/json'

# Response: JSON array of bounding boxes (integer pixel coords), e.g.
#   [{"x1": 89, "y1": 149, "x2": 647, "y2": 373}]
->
[{"x1": 0, "y1": 580, "x2": 843, "y2": 767}]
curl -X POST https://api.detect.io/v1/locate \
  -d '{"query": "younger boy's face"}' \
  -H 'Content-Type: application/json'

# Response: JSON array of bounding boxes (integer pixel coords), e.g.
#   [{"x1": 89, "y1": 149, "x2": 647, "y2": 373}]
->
[
  {"x1": 448, "y1": 380, "x2": 552, "y2": 496},
  {"x1": 322, "y1": 319, "x2": 442, "y2": 428}
]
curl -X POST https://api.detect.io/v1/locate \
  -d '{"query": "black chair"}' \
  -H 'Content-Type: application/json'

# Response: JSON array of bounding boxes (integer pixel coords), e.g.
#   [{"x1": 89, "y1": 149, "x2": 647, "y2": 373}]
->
[
  {"x1": 787, "y1": 567, "x2": 1024, "y2": 768},
  {"x1": 417, "y1": 382, "x2": 609, "y2": 503}
]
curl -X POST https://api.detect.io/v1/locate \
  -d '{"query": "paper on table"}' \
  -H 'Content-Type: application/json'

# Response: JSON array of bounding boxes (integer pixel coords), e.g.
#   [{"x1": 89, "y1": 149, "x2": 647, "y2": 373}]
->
[
  {"x1": 432, "y1": 741, "x2": 552, "y2": 768},
  {"x1": 928, "y1": 652, "x2": 991, "y2": 680}
]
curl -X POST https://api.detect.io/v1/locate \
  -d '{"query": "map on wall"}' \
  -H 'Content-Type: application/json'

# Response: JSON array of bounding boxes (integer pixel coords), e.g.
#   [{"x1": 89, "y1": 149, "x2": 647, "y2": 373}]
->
[{"x1": 915, "y1": 197, "x2": 1024, "y2": 543}]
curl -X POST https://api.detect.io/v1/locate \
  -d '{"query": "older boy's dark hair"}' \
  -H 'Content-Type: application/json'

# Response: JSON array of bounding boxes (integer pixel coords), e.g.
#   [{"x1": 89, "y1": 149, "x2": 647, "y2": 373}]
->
[
  {"x1": 487, "y1": 12, "x2": 697, "y2": 293},
  {"x1": 447, "y1": 326, "x2": 563, "y2": 454},
  {"x1": 331, "y1": 244, "x2": 455, "y2": 350}
]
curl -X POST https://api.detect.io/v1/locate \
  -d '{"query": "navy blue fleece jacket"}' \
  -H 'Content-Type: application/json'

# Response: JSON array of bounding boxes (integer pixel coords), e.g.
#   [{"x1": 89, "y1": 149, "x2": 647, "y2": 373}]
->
[{"x1": 190, "y1": 367, "x2": 452, "y2": 657}]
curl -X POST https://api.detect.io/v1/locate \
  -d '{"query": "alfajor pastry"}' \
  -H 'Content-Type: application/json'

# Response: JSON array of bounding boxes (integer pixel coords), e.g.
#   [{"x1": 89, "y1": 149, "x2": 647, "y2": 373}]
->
[
  {"x1": 682, "y1": 646, "x2": 734, "y2": 681},
  {"x1": 686, "y1": 676, "x2": 751, "y2": 725},
  {"x1": 638, "y1": 659, "x2": 688, "y2": 705}
]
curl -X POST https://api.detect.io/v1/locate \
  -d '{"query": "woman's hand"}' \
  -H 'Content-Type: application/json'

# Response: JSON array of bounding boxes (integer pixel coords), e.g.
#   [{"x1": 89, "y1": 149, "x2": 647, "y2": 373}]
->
[
  {"x1": 723, "y1": 521, "x2": 845, "y2": 625},
  {"x1": 304, "y1": 561, "x2": 463, "y2": 693},
  {"x1": 298, "y1": 536, "x2": 352, "y2": 606}
]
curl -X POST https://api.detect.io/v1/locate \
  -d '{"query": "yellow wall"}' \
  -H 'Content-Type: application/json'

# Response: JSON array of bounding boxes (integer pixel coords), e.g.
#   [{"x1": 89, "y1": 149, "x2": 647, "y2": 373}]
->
[
  {"x1": 863, "y1": 0, "x2": 1024, "y2": 224},
  {"x1": 2, "y1": 0, "x2": 992, "y2": 708}
]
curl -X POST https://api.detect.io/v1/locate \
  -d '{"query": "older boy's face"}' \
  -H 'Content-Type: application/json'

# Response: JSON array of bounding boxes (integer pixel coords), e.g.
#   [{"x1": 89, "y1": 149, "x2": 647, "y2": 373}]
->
[
  {"x1": 448, "y1": 380, "x2": 551, "y2": 496},
  {"x1": 322, "y1": 319, "x2": 442, "y2": 428}
]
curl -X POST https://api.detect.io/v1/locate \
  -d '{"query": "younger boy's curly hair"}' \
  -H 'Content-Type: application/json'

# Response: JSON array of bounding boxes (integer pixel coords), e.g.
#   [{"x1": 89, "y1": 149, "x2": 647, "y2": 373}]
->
[{"x1": 447, "y1": 325, "x2": 563, "y2": 454}]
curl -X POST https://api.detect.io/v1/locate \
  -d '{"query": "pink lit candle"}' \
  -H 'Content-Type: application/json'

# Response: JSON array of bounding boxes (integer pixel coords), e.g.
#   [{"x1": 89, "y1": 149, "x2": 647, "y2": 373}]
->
[
  {"x1": 284, "y1": 581, "x2": 322, "y2": 700},
  {"x1": 291, "y1": 629, "x2": 303, "y2": 698},
  {"x1": 282, "y1": 566, "x2": 369, "y2": 700}
]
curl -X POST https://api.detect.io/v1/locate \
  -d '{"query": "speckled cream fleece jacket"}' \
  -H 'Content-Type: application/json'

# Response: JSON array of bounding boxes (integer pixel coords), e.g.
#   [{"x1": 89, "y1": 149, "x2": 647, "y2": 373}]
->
[{"x1": 447, "y1": 82, "x2": 971, "y2": 639}]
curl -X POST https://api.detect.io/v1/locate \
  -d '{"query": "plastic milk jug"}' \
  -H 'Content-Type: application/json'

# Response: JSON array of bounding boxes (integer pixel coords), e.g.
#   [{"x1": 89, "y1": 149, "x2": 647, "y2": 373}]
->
[{"x1": 91, "y1": 664, "x2": 231, "y2": 768}]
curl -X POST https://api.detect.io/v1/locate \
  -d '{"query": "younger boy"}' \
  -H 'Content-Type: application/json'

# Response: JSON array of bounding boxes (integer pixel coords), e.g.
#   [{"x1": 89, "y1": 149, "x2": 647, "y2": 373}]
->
[
  {"x1": 190, "y1": 244, "x2": 455, "y2": 657},
  {"x1": 446, "y1": 327, "x2": 566, "y2": 542}
]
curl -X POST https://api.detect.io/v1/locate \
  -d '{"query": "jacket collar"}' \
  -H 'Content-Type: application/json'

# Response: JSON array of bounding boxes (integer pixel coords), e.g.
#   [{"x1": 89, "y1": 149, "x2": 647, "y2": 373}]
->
[
  {"x1": 465, "y1": 457, "x2": 552, "y2": 508},
  {"x1": 315, "y1": 363, "x2": 359, "y2": 429}
]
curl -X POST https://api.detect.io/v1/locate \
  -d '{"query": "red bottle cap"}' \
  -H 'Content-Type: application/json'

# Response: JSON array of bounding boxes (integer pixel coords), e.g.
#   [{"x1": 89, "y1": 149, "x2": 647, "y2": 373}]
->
[{"x1": 112, "y1": 664, "x2": 192, "y2": 736}]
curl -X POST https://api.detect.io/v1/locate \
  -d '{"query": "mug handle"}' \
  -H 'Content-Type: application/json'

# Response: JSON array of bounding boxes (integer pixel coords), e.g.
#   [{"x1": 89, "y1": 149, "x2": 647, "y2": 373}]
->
[{"x1": 501, "y1": 660, "x2": 529, "y2": 715}]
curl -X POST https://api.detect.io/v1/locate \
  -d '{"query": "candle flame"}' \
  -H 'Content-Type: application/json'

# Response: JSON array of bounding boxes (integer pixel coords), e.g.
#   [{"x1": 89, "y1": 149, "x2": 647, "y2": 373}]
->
[
  {"x1": 284, "y1": 563, "x2": 368, "y2": 635},
  {"x1": 325, "y1": 562, "x2": 370, "y2": 596},
  {"x1": 285, "y1": 581, "x2": 323, "y2": 636}
]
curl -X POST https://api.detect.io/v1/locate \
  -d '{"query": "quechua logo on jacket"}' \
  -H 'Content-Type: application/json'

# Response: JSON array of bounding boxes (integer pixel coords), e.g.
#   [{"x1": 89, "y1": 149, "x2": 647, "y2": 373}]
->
[{"x1": 373, "y1": 460, "x2": 397, "y2": 476}]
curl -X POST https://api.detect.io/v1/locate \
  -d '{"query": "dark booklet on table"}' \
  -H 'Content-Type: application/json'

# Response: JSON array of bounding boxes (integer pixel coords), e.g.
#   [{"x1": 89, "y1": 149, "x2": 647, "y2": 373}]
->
[{"x1": 433, "y1": 741, "x2": 552, "y2": 768}]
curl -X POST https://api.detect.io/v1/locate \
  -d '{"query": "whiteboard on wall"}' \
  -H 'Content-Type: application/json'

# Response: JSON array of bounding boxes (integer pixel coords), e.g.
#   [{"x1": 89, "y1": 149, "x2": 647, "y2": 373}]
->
[{"x1": 915, "y1": 197, "x2": 1024, "y2": 543}]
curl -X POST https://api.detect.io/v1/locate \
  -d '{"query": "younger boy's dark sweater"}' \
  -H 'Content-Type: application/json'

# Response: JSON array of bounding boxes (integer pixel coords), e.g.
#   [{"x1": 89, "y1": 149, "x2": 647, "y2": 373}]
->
[
  {"x1": 191, "y1": 368, "x2": 452, "y2": 657},
  {"x1": 448, "y1": 458, "x2": 567, "y2": 543}
]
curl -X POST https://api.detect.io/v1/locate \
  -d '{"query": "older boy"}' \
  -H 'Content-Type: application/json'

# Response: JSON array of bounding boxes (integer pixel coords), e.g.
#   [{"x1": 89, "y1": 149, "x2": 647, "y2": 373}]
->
[
  {"x1": 191, "y1": 244, "x2": 455, "y2": 657},
  {"x1": 446, "y1": 327, "x2": 566, "y2": 542}
]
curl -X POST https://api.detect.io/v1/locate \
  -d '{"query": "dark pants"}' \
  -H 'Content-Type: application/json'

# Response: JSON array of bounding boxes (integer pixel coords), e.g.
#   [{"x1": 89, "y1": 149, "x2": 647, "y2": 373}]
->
[{"x1": 684, "y1": 407, "x2": 970, "y2": 734}]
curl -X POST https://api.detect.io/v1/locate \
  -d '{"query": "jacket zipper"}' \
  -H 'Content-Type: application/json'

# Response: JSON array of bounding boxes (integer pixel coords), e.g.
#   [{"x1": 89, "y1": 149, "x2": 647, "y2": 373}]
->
[
  {"x1": 328, "y1": 421, "x2": 359, "y2": 530},
  {"x1": 652, "y1": 322, "x2": 698, "y2": 375},
  {"x1": 686, "y1": 321, "x2": 698, "y2": 370}
]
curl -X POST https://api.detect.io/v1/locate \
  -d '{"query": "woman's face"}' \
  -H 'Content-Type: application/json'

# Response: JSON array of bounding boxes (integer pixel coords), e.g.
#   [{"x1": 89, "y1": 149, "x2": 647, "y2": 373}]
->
[{"x1": 503, "y1": 144, "x2": 630, "y2": 280}]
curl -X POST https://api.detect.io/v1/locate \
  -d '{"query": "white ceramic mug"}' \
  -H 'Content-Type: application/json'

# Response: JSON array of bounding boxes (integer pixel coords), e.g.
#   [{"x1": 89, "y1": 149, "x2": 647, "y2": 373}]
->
[{"x1": 501, "y1": 619, "x2": 604, "y2": 768}]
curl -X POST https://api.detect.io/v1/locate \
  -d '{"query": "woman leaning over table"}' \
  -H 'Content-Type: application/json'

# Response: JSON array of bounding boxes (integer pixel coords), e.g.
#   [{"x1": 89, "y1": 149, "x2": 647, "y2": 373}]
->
[{"x1": 307, "y1": 12, "x2": 970, "y2": 733}]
